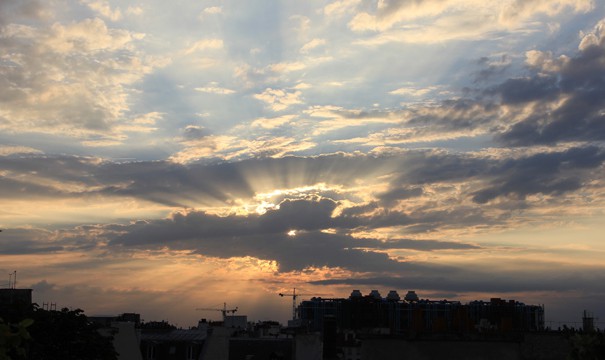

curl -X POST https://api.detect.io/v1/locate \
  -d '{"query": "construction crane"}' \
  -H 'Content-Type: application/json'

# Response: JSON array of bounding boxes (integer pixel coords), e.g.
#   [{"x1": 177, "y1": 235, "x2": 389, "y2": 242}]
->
[
  {"x1": 195, "y1": 302, "x2": 238, "y2": 321},
  {"x1": 279, "y1": 288, "x2": 325, "y2": 320}
]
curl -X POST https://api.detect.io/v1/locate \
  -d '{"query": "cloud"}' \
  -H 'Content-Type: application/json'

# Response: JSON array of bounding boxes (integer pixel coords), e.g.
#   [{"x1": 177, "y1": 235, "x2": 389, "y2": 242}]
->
[
  {"x1": 300, "y1": 38, "x2": 327, "y2": 53},
  {"x1": 31, "y1": 280, "x2": 57, "y2": 293},
  {"x1": 324, "y1": 0, "x2": 361, "y2": 17},
  {"x1": 254, "y1": 88, "x2": 303, "y2": 111},
  {"x1": 81, "y1": 0, "x2": 123, "y2": 21},
  {"x1": 251, "y1": 115, "x2": 297, "y2": 129},
  {"x1": 470, "y1": 146, "x2": 605, "y2": 204},
  {"x1": 268, "y1": 61, "x2": 307, "y2": 73},
  {"x1": 348, "y1": 0, "x2": 594, "y2": 45},
  {"x1": 0, "y1": 12, "x2": 157, "y2": 141},
  {"x1": 498, "y1": 0, "x2": 594, "y2": 28},
  {"x1": 2, "y1": 148, "x2": 604, "y2": 310},
  {"x1": 0, "y1": 0, "x2": 50, "y2": 27},
  {"x1": 349, "y1": 0, "x2": 453, "y2": 32},
  {"x1": 0, "y1": 228, "x2": 64, "y2": 254},
  {"x1": 203, "y1": 6, "x2": 222, "y2": 15},
  {"x1": 184, "y1": 39, "x2": 224, "y2": 54},
  {"x1": 194, "y1": 85, "x2": 236, "y2": 95},
  {"x1": 309, "y1": 268, "x2": 605, "y2": 294},
  {"x1": 2, "y1": 145, "x2": 603, "y2": 213},
  {"x1": 389, "y1": 85, "x2": 439, "y2": 97},
  {"x1": 0, "y1": 146, "x2": 43, "y2": 156},
  {"x1": 492, "y1": 20, "x2": 605, "y2": 146},
  {"x1": 105, "y1": 197, "x2": 477, "y2": 273}
]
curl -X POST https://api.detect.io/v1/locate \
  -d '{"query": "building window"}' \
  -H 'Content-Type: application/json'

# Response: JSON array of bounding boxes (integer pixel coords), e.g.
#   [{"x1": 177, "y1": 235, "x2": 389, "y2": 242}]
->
[
  {"x1": 146, "y1": 345, "x2": 156, "y2": 360},
  {"x1": 186, "y1": 345, "x2": 196, "y2": 360}
]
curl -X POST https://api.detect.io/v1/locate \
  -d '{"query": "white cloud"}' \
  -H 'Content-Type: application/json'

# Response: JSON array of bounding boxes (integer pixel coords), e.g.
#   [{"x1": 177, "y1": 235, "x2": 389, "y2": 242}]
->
[
  {"x1": 390, "y1": 85, "x2": 440, "y2": 97},
  {"x1": 132, "y1": 112, "x2": 163, "y2": 125},
  {"x1": 254, "y1": 88, "x2": 303, "y2": 111},
  {"x1": 0, "y1": 16, "x2": 157, "y2": 140},
  {"x1": 293, "y1": 82, "x2": 312, "y2": 90},
  {"x1": 525, "y1": 50, "x2": 569, "y2": 73},
  {"x1": 498, "y1": 0, "x2": 594, "y2": 28},
  {"x1": 184, "y1": 39, "x2": 224, "y2": 55},
  {"x1": 169, "y1": 133, "x2": 316, "y2": 163},
  {"x1": 349, "y1": 0, "x2": 594, "y2": 44},
  {"x1": 269, "y1": 61, "x2": 306, "y2": 73},
  {"x1": 324, "y1": 0, "x2": 361, "y2": 17},
  {"x1": 0, "y1": 146, "x2": 43, "y2": 156},
  {"x1": 126, "y1": 6, "x2": 144, "y2": 16},
  {"x1": 203, "y1": 6, "x2": 222, "y2": 15},
  {"x1": 251, "y1": 115, "x2": 297, "y2": 129},
  {"x1": 301, "y1": 38, "x2": 327, "y2": 53},
  {"x1": 578, "y1": 18, "x2": 605, "y2": 51},
  {"x1": 45, "y1": 18, "x2": 141, "y2": 53},
  {"x1": 195, "y1": 85, "x2": 236, "y2": 95},
  {"x1": 81, "y1": 0, "x2": 122, "y2": 21}
]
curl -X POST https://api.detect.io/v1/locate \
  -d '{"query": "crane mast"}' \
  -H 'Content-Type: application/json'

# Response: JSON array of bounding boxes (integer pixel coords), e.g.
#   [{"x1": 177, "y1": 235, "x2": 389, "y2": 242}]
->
[
  {"x1": 279, "y1": 288, "x2": 325, "y2": 320},
  {"x1": 195, "y1": 302, "x2": 238, "y2": 321}
]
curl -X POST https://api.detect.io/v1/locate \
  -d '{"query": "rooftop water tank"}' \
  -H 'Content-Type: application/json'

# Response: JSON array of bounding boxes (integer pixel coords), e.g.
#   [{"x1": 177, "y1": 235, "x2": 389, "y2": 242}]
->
[
  {"x1": 386, "y1": 290, "x2": 400, "y2": 301},
  {"x1": 369, "y1": 290, "x2": 382, "y2": 299},
  {"x1": 404, "y1": 291, "x2": 419, "y2": 302},
  {"x1": 350, "y1": 290, "x2": 363, "y2": 299}
]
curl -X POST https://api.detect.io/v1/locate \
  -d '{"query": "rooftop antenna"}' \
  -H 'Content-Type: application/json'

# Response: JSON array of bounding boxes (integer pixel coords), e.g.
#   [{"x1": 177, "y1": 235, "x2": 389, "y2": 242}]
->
[{"x1": 8, "y1": 271, "x2": 16, "y2": 289}]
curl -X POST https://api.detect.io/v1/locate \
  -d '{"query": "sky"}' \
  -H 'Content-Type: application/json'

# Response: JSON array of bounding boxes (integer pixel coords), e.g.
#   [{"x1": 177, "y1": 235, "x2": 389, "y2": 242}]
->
[{"x1": 1, "y1": 0, "x2": 605, "y2": 328}]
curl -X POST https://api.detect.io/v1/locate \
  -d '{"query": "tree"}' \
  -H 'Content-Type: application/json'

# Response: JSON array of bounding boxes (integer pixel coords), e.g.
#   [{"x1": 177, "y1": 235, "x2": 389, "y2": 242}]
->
[
  {"x1": 568, "y1": 332, "x2": 605, "y2": 360},
  {"x1": 26, "y1": 307, "x2": 118, "y2": 360},
  {"x1": 0, "y1": 318, "x2": 32, "y2": 360}
]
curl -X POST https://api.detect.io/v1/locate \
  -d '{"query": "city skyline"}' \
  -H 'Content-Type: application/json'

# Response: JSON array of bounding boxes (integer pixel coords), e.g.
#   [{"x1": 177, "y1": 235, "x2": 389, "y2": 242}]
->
[{"x1": 1, "y1": 0, "x2": 605, "y2": 327}]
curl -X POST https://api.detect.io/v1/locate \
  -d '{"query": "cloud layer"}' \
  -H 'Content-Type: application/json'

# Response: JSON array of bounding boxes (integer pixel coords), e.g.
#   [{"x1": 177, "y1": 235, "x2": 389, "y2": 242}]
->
[{"x1": 1, "y1": 0, "x2": 605, "y2": 326}]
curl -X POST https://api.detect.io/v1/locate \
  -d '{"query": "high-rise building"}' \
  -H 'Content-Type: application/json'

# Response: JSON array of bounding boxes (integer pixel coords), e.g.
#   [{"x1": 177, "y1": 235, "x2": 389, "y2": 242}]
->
[{"x1": 298, "y1": 290, "x2": 544, "y2": 336}]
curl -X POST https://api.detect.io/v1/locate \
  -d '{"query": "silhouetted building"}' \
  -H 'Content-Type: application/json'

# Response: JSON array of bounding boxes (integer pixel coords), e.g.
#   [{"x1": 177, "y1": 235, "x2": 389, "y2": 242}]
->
[
  {"x1": 140, "y1": 327, "x2": 206, "y2": 360},
  {"x1": 468, "y1": 298, "x2": 544, "y2": 333},
  {"x1": 298, "y1": 290, "x2": 544, "y2": 337},
  {"x1": 0, "y1": 288, "x2": 32, "y2": 307},
  {"x1": 0, "y1": 288, "x2": 33, "y2": 321},
  {"x1": 229, "y1": 338, "x2": 293, "y2": 360}
]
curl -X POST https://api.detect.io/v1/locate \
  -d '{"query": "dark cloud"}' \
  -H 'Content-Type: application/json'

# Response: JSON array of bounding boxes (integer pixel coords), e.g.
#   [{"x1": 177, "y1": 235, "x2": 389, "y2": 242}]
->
[
  {"x1": 0, "y1": 0, "x2": 46, "y2": 27},
  {"x1": 182, "y1": 126, "x2": 210, "y2": 140},
  {"x1": 106, "y1": 197, "x2": 478, "y2": 273},
  {"x1": 405, "y1": 98, "x2": 498, "y2": 134},
  {"x1": 350, "y1": 238, "x2": 479, "y2": 251},
  {"x1": 471, "y1": 146, "x2": 605, "y2": 203},
  {"x1": 3, "y1": 144, "x2": 603, "y2": 212},
  {"x1": 0, "y1": 176, "x2": 66, "y2": 199},
  {"x1": 473, "y1": 55, "x2": 511, "y2": 83},
  {"x1": 493, "y1": 76, "x2": 559, "y2": 104},
  {"x1": 396, "y1": 150, "x2": 486, "y2": 184},
  {"x1": 309, "y1": 269, "x2": 605, "y2": 294},
  {"x1": 495, "y1": 39, "x2": 605, "y2": 145},
  {"x1": 0, "y1": 228, "x2": 63, "y2": 255},
  {"x1": 377, "y1": 186, "x2": 423, "y2": 206}
]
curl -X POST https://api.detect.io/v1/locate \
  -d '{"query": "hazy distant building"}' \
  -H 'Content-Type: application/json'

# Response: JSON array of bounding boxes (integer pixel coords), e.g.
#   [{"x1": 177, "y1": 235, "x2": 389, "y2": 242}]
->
[{"x1": 223, "y1": 315, "x2": 247, "y2": 329}]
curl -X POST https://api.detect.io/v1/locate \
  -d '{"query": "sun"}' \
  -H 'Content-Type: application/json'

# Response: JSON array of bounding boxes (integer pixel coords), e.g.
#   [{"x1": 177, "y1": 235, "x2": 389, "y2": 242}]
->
[{"x1": 287, "y1": 230, "x2": 297, "y2": 236}]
